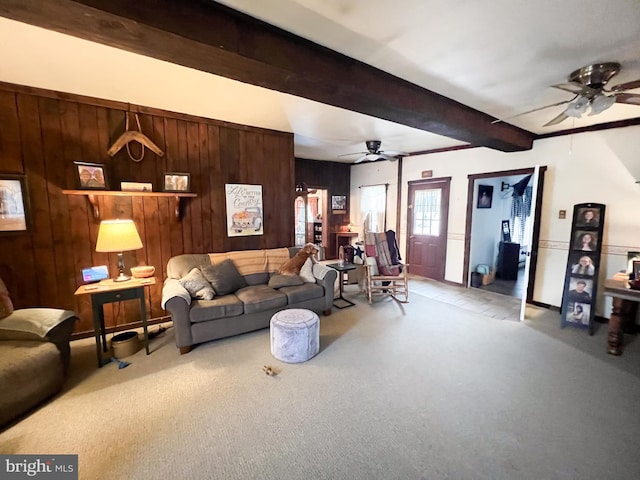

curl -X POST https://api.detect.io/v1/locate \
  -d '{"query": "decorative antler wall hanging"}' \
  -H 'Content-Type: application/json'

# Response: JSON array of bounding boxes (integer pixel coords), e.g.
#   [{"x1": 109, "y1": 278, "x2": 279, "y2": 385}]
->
[{"x1": 107, "y1": 111, "x2": 165, "y2": 162}]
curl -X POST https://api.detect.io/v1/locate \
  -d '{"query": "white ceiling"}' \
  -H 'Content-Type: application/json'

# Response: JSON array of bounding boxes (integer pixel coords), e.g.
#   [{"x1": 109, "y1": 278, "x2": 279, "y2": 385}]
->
[{"x1": 2, "y1": 0, "x2": 640, "y2": 162}]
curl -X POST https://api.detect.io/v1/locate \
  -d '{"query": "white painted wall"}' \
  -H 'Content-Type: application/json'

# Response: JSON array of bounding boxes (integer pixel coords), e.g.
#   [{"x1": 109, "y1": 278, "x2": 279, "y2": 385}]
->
[{"x1": 350, "y1": 125, "x2": 640, "y2": 317}]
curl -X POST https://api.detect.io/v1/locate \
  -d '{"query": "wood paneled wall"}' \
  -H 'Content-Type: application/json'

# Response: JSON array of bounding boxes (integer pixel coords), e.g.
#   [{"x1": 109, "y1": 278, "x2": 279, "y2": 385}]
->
[
  {"x1": 295, "y1": 158, "x2": 351, "y2": 258},
  {"x1": 0, "y1": 82, "x2": 294, "y2": 337}
]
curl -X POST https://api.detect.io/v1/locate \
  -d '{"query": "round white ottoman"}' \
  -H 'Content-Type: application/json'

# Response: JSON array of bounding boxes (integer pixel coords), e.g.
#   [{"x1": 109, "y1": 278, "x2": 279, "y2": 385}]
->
[{"x1": 270, "y1": 309, "x2": 320, "y2": 363}]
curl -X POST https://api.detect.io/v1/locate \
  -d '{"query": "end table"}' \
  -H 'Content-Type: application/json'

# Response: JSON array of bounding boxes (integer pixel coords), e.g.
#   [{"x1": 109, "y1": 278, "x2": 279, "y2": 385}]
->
[{"x1": 75, "y1": 277, "x2": 156, "y2": 367}]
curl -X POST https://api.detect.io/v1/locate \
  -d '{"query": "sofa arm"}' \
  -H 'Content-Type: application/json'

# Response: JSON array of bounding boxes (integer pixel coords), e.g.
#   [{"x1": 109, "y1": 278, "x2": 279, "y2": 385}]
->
[
  {"x1": 312, "y1": 263, "x2": 337, "y2": 311},
  {"x1": 161, "y1": 278, "x2": 191, "y2": 310},
  {"x1": 0, "y1": 308, "x2": 77, "y2": 371},
  {"x1": 162, "y1": 280, "x2": 194, "y2": 350}
]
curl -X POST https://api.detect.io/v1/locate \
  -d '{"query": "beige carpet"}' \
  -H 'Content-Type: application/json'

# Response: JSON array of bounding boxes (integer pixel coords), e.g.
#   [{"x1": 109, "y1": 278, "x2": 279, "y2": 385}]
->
[{"x1": 2, "y1": 288, "x2": 640, "y2": 480}]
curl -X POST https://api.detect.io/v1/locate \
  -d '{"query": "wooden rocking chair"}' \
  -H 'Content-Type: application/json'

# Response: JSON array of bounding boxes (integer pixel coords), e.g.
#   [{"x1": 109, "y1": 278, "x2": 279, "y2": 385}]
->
[{"x1": 363, "y1": 231, "x2": 409, "y2": 303}]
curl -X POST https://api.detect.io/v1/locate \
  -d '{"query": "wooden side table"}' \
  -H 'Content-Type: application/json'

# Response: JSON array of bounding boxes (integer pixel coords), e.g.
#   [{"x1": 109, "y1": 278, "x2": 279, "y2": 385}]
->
[
  {"x1": 75, "y1": 277, "x2": 156, "y2": 367},
  {"x1": 603, "y1": 273, "x2": 640, "y2": 356}
]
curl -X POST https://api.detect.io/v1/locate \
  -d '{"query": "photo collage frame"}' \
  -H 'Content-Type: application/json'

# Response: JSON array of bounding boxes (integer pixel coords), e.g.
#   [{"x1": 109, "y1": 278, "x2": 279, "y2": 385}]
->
[{"x1": 560, "y1": 203, "x2": 606, "y2": 334}]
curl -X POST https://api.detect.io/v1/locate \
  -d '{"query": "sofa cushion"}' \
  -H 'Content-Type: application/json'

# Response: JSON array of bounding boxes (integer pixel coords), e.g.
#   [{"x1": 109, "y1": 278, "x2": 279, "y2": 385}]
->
[
  {"x1": 189, "y1": 295, "x2": 244, "y2": 323},
  {"x1": 268, "y1": 274, "x2": 304, "y2": 289},
  {"x1": 167, "y1": 254, "x2": 211, "y2": 280},
  {"x1": 278, "y1": 283, "x2": 325, "y2": 304},
  {"x1": 0, "y1": 277, "x2": 14, "y2": 320},
  {"x1": 179, "y1": 268, "x2": 216, "y2": 300},
  {"x1": 244, "y1": 272, "x2": 270, "y2": 286},
  {"x1": 235, "y1": 285, "x2": 287, "y2": 314},
  {"x1": 299, "y1": 257, "x2": 315, "y2": 283},
  {"x1": 202, "y1": 259, "x2": 247, "y2": 296}
]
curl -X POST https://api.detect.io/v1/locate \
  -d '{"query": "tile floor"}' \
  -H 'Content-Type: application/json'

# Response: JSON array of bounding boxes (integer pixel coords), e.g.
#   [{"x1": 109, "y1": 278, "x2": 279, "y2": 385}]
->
[{"x1": 406, "y1": 274, "x2": 523, "y2": 320}]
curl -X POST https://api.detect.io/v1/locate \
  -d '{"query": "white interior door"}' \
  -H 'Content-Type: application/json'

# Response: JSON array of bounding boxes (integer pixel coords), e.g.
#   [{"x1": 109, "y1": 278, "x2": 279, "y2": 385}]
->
[{"x1": 519, "y1": 165, "x2": 540, "y2": 321}]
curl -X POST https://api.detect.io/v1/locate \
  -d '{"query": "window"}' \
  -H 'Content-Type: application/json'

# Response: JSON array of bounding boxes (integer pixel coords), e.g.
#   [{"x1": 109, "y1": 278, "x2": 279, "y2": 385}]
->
[
  {"x1": 360, "y1": 185, "x2": 387, "y2": 233},
  {"x1": 412, "y1": 189, "x2": 441, "y2": 236}
]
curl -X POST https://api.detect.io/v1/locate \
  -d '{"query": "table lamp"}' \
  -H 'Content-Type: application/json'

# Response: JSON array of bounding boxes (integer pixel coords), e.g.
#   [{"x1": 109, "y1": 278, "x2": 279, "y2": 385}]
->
[{"x1": 96, "y1": 219, "x2": 143, "y2": 282}]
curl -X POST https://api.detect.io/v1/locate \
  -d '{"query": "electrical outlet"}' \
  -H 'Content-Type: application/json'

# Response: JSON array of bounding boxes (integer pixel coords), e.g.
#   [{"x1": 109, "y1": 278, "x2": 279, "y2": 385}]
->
[{"x1": 559, "y1": 210, "x2": 566, "y2": 219}]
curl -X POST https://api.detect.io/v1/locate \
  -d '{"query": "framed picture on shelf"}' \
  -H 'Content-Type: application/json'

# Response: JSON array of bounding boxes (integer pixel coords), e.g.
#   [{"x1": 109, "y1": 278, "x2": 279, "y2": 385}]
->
[
  {"x1": 331, "y1": 195, "x2": 347, "y2": 214},
  {"x1": 477, "y1": 185, "x2": 493, "y2": 209},
  {"x1": 163, "y1": 172, "x2": 190, "y2": 193},
  {"x1": 633, "y1": 260, "x2": 640, "y2": 281},
  {"x1": 0, "y1": 174, "x2": 30, "y2": 233},
  {"x1": 74, "y1": 161, "x2": 108, "y2": 190},
  {"x1": 501, "y1": 220, "x2": 511, "y2": 242}
]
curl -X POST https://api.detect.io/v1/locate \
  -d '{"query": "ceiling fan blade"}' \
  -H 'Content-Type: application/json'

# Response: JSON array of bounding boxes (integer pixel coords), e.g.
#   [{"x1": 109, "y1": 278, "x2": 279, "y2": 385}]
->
[
  {"x1": 551, "y1": 82, "x2": 597, "y2": 97},
  {"x1": 543, "y1": 111, "x2": 569, "y2": 127},
  {"x1": 353, "y1": 155, "x2": 368, "y2": 164},
  {"x1": 491, "y1": 97, "x2": 576, "y2": 124},
  {"x1": 614, "y1": 93, "x2": 640, "y2": 105},
  {"x1": 381, "y1": 150, "x2": 409, "y2": 157},
  {"x1": 609, "y1": 79, "x2": 640, "y2": 92},
  {"x1": 337, "y1": 151, "x2": 367, "y2": 157}
]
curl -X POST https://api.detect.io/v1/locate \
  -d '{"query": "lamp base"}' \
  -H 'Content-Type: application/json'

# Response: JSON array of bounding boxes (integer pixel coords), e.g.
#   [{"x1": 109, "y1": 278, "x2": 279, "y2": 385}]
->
[{"x1": 114, "y1": 273, "x2": 131, "y2": 282}]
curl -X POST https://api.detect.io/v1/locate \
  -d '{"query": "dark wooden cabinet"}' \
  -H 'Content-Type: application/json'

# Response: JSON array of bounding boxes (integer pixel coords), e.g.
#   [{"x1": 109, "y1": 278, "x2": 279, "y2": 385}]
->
[{"x1": 496, "y1": 242, "x2": 520, "y2": 280}]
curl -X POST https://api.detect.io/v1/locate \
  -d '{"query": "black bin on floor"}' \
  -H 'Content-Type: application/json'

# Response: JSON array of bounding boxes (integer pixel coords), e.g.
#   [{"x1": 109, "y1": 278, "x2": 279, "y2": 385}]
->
[{"x1": 470, "y1": 272, "x2": 482, "y2": 288}]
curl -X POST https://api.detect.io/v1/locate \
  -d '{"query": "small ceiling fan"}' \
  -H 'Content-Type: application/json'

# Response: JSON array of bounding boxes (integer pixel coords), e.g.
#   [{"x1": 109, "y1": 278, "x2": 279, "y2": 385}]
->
[
  {"x1": 493, "y1": 62, "x2": 640, "y2": 127},
  {"x1": 339, "y1": 140, "x2": 408, "y2": 163}
]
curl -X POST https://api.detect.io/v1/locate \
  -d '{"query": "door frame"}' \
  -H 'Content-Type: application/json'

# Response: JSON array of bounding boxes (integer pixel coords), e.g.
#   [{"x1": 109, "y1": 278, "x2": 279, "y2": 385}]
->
[
  {"x1": 463, "y1": 167, "x2": 546, "y2": 302},
  {"x1": 406, "y1": 176, "x2": 451, "y2": 280}
]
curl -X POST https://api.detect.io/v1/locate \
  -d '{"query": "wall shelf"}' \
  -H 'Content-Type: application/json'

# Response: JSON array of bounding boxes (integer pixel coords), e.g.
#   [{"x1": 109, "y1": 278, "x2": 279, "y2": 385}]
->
[{"x1": 62, "y1": 190, "x2": 197, "y2": 220}]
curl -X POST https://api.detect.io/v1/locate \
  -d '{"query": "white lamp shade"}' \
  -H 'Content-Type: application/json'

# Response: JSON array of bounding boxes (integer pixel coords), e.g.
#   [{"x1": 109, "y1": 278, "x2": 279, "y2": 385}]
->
[{"x1": 96, "y1": 219, "x2": 143, "y2": 253}]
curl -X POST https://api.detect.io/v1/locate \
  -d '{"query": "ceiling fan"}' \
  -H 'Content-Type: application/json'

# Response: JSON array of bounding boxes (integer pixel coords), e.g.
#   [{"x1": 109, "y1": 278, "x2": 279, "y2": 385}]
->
[
  {"x1": 339, "y1": 140, "x2": 408, "y2": 163},
  {"x1": 493, "y1": 62, "x2": 640, "y2": 127}
]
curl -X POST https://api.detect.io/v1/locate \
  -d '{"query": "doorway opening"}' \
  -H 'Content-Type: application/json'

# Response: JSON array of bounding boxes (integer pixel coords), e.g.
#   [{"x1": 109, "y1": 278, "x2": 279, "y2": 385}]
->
[
  {"x1": 294, "y1": 188, "x2": 329, "y2": 259},
  {"x1": 465, "y1": 167, "x2": 545, "y2": 302}
]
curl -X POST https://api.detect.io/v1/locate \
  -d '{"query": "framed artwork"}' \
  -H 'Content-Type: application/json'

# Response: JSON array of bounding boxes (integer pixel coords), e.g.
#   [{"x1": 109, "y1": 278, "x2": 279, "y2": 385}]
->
[
  {"x1": 567, "y1": 277, "x2": 593, "y2": 303},
  {"x1": 564, "y1": 302, "x2": 591, "y2": 326},
  {"x1": 568, "y1": 252, "x2": 597, "y2": 277},
  {"x1": 225, "y1": 184, "x2": 263, "y2": 237},
  {"x1": 0, "y1": 174, "x2": 30, "y2": 233},
  {"x1": 633, "y1": 260, "x2": 640, "y2": 281},
  {"x1": 501, "y1": 220, "x2": 511, "y2": 242},
  {"x1": 331, "y1": 195, "x2": 347, "y2": 214},
  {"x1": 74, "y1": 161, "x2": 108, "y2": 190},
  {"x1": 573, "y1": 230, "x2": 598, "y2": 251},
  {"x1": 477, "y1": 185, "x2": 493, "y2": 209},
  {"x1": 626, "y1": 251, "x2": 640, "y2": 274},
  {"x1": 163, "y1": 172, "x2": 191, "y2": 193},
  {"x1": 575, "y1": 206, "x2": 601, "y2": 228}
]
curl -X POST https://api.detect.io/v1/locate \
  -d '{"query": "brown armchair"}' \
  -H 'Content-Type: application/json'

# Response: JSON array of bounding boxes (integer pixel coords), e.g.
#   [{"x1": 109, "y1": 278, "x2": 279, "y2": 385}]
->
[{"x1": 0, "y1": 277, "x2": 77, "y2": 427}]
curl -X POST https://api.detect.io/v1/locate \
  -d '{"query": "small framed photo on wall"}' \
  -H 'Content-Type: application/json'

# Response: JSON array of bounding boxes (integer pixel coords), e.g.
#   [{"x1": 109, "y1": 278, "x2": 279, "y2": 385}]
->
[
  {"x1": 163, "y1": 172, "x2": 191, "y2": 192},
  {"x1": 74, "y1": 161, "x2": 108, "y2": 190},
  {"x1": 0, "y1": 174, "x2": 30, "y2": 233},
  {"x1": 331, "y1": 195, "x2": 347, "y2": 214},
  {"x1": 477, "y1": 185, "x2": 493, "y2": 209}
]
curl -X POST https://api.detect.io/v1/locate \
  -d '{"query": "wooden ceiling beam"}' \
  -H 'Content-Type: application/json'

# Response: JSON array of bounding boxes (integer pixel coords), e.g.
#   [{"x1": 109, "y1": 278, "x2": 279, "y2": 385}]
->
[{"x1": 0, "y1": 0, "x2": 534, "y2": 152}]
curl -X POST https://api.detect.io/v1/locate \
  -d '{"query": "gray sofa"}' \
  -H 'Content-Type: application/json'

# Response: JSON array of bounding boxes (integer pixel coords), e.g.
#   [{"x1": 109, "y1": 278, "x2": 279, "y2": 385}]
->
[{"x1": 162, "y1": 247, "x2": 337, "y2": 354}]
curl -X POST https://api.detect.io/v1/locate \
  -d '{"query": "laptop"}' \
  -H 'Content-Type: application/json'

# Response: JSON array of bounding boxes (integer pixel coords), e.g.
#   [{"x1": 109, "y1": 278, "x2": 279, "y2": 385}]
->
[{"x1": 82, "y1": 265, "x2": 109, "y2": 283}]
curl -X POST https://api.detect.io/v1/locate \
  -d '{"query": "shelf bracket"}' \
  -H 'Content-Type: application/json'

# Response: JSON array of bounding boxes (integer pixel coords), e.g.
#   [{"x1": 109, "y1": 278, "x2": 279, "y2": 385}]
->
[
  {"x1": 173, "y1": 196, "x2": 181, "y2": 220},
  {"x1": 87, "y1": 194, "x2": 100, "y2": 219}
]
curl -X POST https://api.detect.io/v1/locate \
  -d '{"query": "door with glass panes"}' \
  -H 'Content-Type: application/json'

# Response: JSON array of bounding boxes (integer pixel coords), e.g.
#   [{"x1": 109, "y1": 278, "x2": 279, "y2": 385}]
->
[{"x1": 407, "y1": 178, "x2": 450, "y2": 280}]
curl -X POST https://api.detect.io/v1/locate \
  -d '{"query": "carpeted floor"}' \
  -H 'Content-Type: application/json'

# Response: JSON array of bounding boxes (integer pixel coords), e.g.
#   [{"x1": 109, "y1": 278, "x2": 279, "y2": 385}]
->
[{"x1": 1, "y1": 283, "x2": 639, "y2": 479}]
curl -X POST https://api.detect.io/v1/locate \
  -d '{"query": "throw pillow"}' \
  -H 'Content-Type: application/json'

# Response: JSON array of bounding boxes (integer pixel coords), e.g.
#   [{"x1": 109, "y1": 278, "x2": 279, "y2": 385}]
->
[
  {"x1": 299, "y1": 257, "x2": 315, "y2": 283},
  {"x1": 268, "y1": 274, "x2": 304, "y2": 289},
  {"x1": 201, "y1": 259, "x2": 248, "y2": 296},
  {"x1": 0, "y1": 277, "x2": 14, "y2": 320},
  {"x1": 179, "y1": 268, "x2": 216, "y2": 300}
]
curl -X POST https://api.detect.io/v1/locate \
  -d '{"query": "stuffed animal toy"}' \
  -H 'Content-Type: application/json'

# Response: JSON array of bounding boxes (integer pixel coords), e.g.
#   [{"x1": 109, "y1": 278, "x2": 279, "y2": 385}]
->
[{"x1": 278, "y1": 243, "x2": 319, "y2": 275}]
